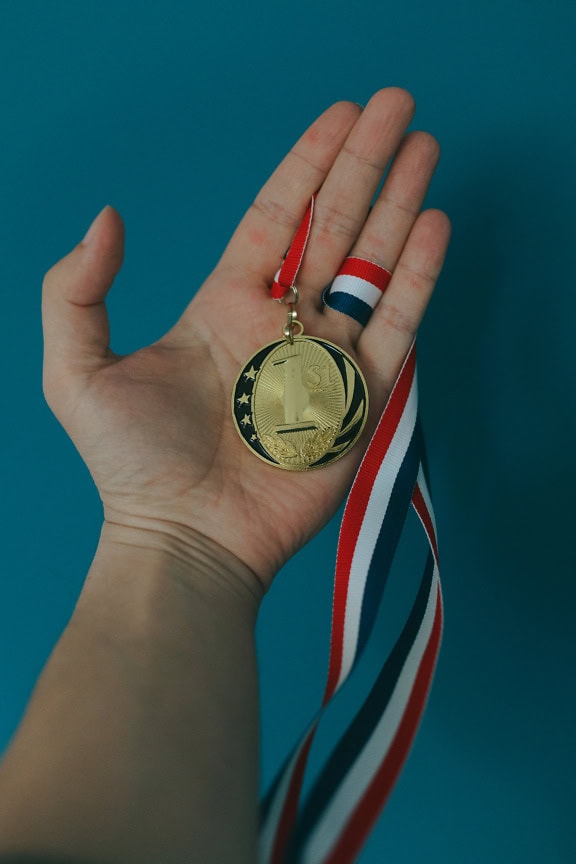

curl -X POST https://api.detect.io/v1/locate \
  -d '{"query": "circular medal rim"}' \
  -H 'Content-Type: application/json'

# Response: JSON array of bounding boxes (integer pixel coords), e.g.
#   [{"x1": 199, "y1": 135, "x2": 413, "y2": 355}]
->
[{"x1": 231, "y1": 335, "x2": 369, "y2": 471}]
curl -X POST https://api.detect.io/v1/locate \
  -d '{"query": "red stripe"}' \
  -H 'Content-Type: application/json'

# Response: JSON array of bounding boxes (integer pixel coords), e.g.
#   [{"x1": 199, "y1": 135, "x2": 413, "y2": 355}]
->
[
  {"x1": 412, "y1": 483, "x2": 439, "y2": 564},
  {"x1": 323, "y1": 345, "x2": 417, "y2": 703},
  {"x1": 271, "y1": 280, "x2": 288, "y2": 300},
  {"x1": 271, "y1": 724, "x2": 319, "y2": 864},
  {"x1": 270, "y1": 198, "x2": 314, "y2": 300},
  {"x1": 337, "y1": 257, "x2": 392, "y2": 292},
  {"x1": 324, "y1": 585, "x2": 443, "y2": 864}
]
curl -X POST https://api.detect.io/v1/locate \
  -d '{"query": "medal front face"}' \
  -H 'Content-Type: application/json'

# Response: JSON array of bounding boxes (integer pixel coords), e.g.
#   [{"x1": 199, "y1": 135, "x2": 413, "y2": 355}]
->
[{"x1": 232, "y1": 336, "x2": 368, "y2": 470}]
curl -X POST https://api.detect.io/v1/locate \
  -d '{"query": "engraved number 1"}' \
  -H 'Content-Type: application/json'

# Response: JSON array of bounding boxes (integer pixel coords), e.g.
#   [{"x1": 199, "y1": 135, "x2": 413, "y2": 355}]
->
[{"x1": 273, "y1": 354, "x2": 315, "y2": 432}]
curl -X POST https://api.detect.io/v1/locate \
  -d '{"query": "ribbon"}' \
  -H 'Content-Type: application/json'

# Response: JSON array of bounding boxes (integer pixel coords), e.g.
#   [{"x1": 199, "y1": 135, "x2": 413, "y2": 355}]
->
[
  {"x1": 323, "y1": 257, "x2": 392, "y2": 326},
  {"x1": 259, "y1": 202, "x2": 443, "y2": 863},
  {"x1": 271, "y1": 197, "x2": 315, "y2": 300}
]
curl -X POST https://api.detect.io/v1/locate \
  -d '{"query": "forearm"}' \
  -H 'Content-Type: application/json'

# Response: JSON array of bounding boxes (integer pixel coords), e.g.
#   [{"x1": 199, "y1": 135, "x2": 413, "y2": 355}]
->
[{"x1": 0, "y1": 523, "x2": 263, "y2": 864}]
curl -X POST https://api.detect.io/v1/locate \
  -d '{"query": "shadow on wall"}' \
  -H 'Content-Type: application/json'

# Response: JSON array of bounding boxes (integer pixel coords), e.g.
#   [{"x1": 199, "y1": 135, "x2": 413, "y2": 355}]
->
[
  {"x1": 419, "y1": 130, "x2": 576, "y2": 752},
  {"x1": 424, "y1": 130, "x2": 576, "y2": 591}
]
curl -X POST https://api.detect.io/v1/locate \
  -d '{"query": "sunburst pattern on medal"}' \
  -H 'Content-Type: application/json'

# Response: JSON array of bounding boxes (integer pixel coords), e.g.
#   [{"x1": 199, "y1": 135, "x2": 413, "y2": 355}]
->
[{"x1": 252, "y1": 338, "x2": 345, "y2": 441}]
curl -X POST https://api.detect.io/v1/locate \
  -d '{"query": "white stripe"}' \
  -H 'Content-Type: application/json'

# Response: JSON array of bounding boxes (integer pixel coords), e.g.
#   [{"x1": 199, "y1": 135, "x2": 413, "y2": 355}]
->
[
  {"x1": 302, "y1": 563, "x2": 440, "y2": 864},
  {"x1": 416, "y1": 466, "x2": 438, "y2": 543},
  {"x1": 328, "y1": 273, "x2": 383, "y2": 309},
  {"x1": 336, "y1": 376, "x2": 418, "y2": 693},
  {"x1": 259, "y1": 719, "x2": 318, "y2": 863}
]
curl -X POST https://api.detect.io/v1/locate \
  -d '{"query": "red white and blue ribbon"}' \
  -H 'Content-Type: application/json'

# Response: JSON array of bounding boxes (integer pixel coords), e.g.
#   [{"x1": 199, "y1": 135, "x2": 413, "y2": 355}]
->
[
  {"x1": 259, "y1": 204, "x2": 443, "y2": 864},
  {"x1": 323, "y1": 256, "x2": 392, "y2": 326}
]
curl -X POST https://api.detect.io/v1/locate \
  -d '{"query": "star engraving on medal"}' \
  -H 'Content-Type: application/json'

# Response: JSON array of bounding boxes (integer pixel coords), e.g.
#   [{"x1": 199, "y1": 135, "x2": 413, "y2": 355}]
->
[
  {"x1": 241, "y1": 414, "x2": 252, "y2": 427},
  {"x1": 250, "y1": 434, "x2": 257, "y2": 441},
  {"x1": 244, "y1": 365, "x2": 258, "y2": 381},
  {"x1": 237, "y1": 392, "x2": 250, "y2": 405}
]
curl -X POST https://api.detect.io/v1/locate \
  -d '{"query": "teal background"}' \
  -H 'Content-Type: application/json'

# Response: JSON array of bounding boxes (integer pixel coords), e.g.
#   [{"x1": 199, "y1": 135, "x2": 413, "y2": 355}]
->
[{"x1": 1, "y1": 1, "x2": 575, "y2": 862}]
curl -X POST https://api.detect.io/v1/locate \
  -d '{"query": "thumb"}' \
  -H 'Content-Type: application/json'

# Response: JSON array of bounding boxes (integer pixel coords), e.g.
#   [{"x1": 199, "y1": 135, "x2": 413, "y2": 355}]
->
[{"x1": 42, "y1": 205, "x2": 124, "y2": 383}]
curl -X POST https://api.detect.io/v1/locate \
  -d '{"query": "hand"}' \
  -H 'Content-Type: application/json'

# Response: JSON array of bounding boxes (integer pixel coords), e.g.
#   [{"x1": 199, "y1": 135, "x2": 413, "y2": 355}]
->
[{"x1": 42, "y1": 88, "x2": 450, "y2": 592}]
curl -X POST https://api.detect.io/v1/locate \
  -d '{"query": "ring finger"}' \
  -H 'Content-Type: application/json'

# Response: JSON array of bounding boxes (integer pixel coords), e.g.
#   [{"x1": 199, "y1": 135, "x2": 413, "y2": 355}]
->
[
  {"x1": 322, "y1": 129, "x2": 441, "y2": 342},
  {"x1": 294, "y1": 88, "x2": 416, "y2": 321}
]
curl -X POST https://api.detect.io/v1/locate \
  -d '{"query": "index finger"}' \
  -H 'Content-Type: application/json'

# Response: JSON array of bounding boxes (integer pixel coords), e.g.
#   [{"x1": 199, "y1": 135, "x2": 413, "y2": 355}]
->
[{"x1": 216, "y1": 100, "x2": 362, "y2": 285}]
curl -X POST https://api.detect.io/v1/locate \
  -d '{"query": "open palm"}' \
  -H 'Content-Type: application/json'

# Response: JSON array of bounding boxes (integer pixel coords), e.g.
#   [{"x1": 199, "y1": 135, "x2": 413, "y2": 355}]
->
[{"x1": 42, "y1": 89, "x2": 450, "y2": 590}]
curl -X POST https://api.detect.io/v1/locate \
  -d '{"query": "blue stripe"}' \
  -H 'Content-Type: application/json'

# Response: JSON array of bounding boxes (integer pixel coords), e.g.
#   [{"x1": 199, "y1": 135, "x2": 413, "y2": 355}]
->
[
  {"x1": 357, "y1": 422, "x2": 421, "y2": 657},
  {"x1": 324, "y1": 290, "x2": 373, "y2": 326},
  {"x1": 288, "y1": 551, "x2": 436, "y2": 863}
]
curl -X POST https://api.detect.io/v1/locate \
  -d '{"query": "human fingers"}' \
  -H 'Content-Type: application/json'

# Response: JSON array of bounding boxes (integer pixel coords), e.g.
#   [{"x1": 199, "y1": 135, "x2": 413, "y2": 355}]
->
[
  {"x1": 358, "y1": 208, "x2": 451, "y2": 401},
  {"x1": 42, "y1": 206, "x2": 124, "y2": 407},
  {"x1": 215, "y1": 100, "x2": 362, "y2": 290},
  {"x1": 322, "y1": 130, "x2": 441, "y2": 341},
  {"x1": 292, "y1": 88, "x2": 415, "y2": 319}
]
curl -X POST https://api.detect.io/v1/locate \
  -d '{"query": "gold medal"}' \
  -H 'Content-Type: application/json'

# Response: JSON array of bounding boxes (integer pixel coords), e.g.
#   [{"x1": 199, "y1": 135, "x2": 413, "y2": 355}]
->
[
  {"x1": 232, "y1": 196, "x2": 368, "y2": 469},
  {"x1": 232, "y1": 331, "x2": 368, "y2": 471}
]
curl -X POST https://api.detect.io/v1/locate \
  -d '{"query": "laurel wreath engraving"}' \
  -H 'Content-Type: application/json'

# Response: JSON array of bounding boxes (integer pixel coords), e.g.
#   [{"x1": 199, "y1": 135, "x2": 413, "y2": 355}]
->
[{"x1": 262, "y1": 427, "x2": 337, "y2": 464}]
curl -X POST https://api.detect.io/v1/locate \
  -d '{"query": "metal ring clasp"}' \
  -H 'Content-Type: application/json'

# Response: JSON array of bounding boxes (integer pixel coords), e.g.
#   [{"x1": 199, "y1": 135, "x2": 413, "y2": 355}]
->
[
  {"x1": 283, "y1": 319, "x2": 304, "y2": 344},
  {"x1": 283, "y1": 306, "x2": 304, "y2": 344}
]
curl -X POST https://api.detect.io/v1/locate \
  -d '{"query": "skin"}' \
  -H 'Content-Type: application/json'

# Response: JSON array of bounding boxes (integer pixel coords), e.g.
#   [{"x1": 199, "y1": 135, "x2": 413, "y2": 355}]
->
[{"x1": 0, "y1": 89, "x2": 450, "y2": 863}]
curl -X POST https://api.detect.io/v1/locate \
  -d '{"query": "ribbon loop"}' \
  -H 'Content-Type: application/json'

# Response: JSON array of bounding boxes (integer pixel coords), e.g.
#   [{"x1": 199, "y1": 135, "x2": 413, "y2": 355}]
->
[
  {"x1": 271, "y1": 197, "x2": 315, "y2": 300},
  {"x1": 323, "y1": 256, "x2": 392, "y2": 326}
]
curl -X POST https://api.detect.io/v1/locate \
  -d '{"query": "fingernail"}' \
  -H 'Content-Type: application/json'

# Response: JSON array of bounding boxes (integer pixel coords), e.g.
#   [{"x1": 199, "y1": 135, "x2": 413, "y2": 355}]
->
[{"x1": 81, "y1": 205, "x2": 109, "y2": 246}]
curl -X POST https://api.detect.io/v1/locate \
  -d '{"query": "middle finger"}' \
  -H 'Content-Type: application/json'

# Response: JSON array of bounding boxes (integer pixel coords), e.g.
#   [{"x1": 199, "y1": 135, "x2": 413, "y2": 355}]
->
[
  {"x1": 296, "y1": 87, "x2": 416, "y2": 319},
  {"x1": 322, "y1": 129, "x2": 441, "y2": 343}
]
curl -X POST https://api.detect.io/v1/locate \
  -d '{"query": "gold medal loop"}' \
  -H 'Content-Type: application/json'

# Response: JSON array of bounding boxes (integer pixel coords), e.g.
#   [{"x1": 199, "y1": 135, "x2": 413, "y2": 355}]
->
[{"x1": 283, "y1": 306, "x2": 304, "y2": 344}]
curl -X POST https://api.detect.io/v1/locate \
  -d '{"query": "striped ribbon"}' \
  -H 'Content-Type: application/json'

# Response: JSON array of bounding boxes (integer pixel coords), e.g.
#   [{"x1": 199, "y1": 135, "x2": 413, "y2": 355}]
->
[
  {"x1": 323, "y1": 256, "x2": 392, "y2": 326},
  {"x1": 259, "y1": 205, "x2": 443, "y2": 863}
]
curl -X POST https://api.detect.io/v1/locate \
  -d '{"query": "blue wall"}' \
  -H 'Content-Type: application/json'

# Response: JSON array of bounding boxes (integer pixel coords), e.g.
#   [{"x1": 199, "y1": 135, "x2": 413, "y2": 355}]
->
[{"x1": 1, "y1": 1, "x2": 574, "y2": 861}]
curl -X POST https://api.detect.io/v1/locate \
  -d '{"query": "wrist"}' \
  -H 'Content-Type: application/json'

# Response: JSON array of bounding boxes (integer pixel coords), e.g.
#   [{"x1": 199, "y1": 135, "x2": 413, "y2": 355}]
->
[
  {"x1": 72, "y1": 520, "x2": 263, "y2": 644},
  {"x1": 0, "y1": 524, "x2": 261, "y2": 863},
  {"x1": 101, "y1": 518, "x2": 263, "y2": 603}
]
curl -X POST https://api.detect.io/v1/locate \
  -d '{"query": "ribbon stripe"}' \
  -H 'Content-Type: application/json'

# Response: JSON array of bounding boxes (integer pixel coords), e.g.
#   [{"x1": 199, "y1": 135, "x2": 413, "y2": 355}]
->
[
  {"x1": 323, "y1": 292, "x2": 374, "y2": 327},
  {"x1": 356, "y1": 426, "x2": 421, "y2": 658},
  {"x1": 338, "y1": 256, "x2": 393, "y2": 290}
]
